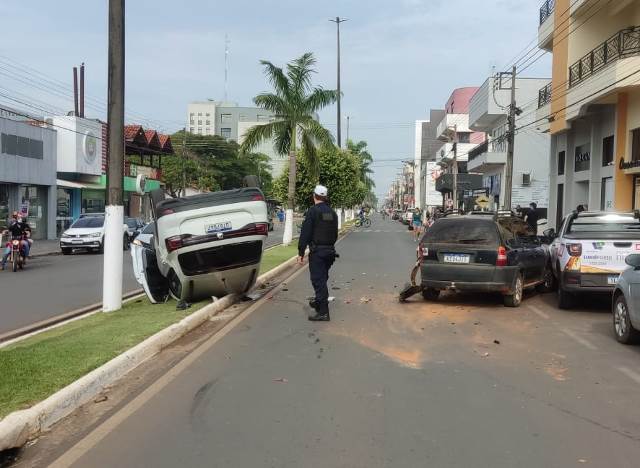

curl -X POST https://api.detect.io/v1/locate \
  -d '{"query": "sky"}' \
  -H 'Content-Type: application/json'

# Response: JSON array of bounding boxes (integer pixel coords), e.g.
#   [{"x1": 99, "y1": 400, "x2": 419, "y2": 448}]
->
[{"x1": 1, "y1": 0, "x2": 551, "y2": 198}]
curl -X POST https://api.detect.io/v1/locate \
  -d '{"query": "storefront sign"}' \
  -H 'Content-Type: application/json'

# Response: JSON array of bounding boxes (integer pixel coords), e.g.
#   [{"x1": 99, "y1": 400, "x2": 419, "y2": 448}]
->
[
  {"x1": 574, "y1": 145, "x2": 591, "y2": 172},
  {"x1": 619, "y1": 157, "x2": 640, "y2": 170}
]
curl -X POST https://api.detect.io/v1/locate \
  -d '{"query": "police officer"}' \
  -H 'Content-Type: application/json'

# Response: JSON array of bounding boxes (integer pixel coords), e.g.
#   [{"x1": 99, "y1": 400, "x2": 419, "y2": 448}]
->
[{"x1": 298, "y1": 185, "x2": 338, "y2": 321}]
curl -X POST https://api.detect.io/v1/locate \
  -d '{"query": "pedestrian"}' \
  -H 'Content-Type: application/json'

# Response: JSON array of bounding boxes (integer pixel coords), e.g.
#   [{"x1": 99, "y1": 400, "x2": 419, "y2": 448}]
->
[
  {"x1": 525, "y1": 202, "x2": 539, "y2": 235},
  {"x1": 412, "y1": 207, "x2": 423, "y2": 242},
  {"x1": 298, "y1": 185, "x2": 339, "y2": 321},
  {"x1": 515, "y1": 204, "x2": 523, "y2": 218}
]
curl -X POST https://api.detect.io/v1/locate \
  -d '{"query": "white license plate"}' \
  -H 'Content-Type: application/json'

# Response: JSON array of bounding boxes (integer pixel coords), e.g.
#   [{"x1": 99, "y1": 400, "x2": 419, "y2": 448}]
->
[
  {"x1": 71, "y1": 239, "x2": 83, "y2": 244},
  {"x1": 607, "y1": 275, "x2": 619, "y2": 285},
  {"x1": 206, "y1": 222, "x2": 232, "y2": 234},
  {"x1": 443, "y1": 254, "x2": 470, "y2": 264}
]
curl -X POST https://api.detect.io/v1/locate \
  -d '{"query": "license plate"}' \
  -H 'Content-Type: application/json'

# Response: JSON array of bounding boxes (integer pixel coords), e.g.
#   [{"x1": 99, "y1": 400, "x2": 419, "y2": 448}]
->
[
  {"x1": 443, "y1": 254, "x2": 470, "y2": 264},
  {"x1": 71, "y1": 239, "x2": 83, "y2": 244},
  {"x1": 206, "y1": 222, "x2": 232, "y2": 234},
  {"x1": 607, "y1": 275, "x2": 619, "y2": 285}
]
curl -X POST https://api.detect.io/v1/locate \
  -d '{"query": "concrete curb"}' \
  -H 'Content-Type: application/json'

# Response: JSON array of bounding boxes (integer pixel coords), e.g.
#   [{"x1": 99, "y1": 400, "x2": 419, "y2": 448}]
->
[{"x1": 0, "y1": 256, "x2": 301, "y2": 452}]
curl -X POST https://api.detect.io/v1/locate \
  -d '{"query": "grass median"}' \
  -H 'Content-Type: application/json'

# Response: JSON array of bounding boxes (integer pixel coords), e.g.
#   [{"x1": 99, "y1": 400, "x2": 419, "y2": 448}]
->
[{"x1": 0, "y1": 243, "x2": 299, "y2": 419}]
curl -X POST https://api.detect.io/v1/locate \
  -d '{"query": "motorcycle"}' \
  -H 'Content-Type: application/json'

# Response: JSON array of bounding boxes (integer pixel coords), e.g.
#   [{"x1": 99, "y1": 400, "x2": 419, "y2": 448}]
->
[{"x1": 3, "y1": 233, "x2": 27, "y2": 272}]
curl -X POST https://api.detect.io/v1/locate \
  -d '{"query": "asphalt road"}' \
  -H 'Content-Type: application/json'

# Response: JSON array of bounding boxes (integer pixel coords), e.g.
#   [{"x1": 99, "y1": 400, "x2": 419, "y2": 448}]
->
[
  {"x1": 20, "y1": 217, "x2": 640, "y2": 467},
  {"x1": 0, "y1": 226, "x2": 286, "y2": 336}
]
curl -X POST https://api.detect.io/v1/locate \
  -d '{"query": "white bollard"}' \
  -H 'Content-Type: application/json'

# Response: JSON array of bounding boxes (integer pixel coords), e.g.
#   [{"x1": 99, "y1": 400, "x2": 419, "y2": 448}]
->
[
  {"x1": 337, "y1": 208, "x2": 343, "y2": 230},
  {"x1": 283, "y1": 208, "x2": 294, "y2": 246},
  {"x1": 102, "y1": 205, "x2": 124, "y2": 312}
]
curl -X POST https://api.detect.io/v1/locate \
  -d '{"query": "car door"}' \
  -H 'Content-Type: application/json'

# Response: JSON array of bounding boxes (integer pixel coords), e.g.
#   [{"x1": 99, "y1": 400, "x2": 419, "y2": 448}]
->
[{"x1": 131, "y1": 237, "x2": 169, "y2": 304}]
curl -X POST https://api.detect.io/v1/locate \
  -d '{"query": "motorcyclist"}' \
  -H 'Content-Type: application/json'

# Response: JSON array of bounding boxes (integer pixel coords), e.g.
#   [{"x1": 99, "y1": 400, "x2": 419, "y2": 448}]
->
[{"x1": 1, "y1": 211, "x2": 32, "y2": 270}]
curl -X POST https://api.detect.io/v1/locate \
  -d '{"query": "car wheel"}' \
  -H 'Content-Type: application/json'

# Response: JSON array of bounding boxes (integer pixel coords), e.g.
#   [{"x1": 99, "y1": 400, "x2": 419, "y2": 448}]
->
[
  {"x1": 421, "y1": 288, "x2": 440, "y2": 301},
  {"x1": 62, "y1": 248, "x2": 72, "y2": 255},
  {"x1": 97, "y1": 241, "x2": 104, "y2": 254},
  {"x1": 613, "y1": 294, "x2": 640, "y2": 344},
  {"x1": 536, "y1": 265, "x2": 556, "y2": 293},
  {"x1": 504, "y1": 273, "x2": 523, "y2": 307},
  {"x1": 557, "y1": 277, "x2": 574, "y2": 310}
]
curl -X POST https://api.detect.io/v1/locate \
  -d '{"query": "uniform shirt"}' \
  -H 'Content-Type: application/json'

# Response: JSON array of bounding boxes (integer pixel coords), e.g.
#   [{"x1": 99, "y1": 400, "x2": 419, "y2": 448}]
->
[
  {"x1": 298, "y1": 202, "x2": 338, "y2": 257},
  {"x1": 525, "y1": 208, "x2": 539, "y2": 231}
]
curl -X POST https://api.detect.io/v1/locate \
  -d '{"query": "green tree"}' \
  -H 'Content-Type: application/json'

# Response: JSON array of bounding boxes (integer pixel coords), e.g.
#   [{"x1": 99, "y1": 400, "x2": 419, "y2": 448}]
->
[
  {"x1": 346, "y1": 139, "x2": 375, "y2": 191},
  {"x1": 240, "y1": 52, "x2": 339, "y2": 245}
]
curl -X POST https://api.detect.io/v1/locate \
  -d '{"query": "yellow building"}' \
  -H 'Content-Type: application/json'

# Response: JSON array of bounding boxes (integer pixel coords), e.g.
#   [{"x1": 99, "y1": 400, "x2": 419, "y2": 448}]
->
[{"x1": 536, "y1": 0, "x2": 640, "y2": 229}]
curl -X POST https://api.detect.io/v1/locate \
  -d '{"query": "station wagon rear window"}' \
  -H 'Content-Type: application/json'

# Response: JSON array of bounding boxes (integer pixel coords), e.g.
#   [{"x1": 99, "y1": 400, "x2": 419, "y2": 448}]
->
[{"x1": 424, "y1": 219, "x2": 500, "y2": 245}]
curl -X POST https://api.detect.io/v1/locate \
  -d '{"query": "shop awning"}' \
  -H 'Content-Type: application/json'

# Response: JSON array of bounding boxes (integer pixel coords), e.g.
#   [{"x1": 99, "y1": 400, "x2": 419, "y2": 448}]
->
[{"x1": 56, "y1": 179, "x2": 104, "y2": 190}]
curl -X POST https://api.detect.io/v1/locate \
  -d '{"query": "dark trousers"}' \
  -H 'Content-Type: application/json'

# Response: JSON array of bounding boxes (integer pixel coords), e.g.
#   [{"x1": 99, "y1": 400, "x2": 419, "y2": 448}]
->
[{"x1": 309, "y1": 247, "x2": 336, "y2": 314}]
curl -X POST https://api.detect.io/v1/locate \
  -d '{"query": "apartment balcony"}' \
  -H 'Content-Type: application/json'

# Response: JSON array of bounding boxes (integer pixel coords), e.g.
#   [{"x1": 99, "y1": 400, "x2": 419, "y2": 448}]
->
[
  {"x1": 467, "y1": 140, "x2": 507, "y2": 173},
  {"x1": 566, "y1": 26, "x2": 640, "y2": 121},
  {"x1": 535, "y1": 82, "x2": 552, "y2": 133},
  {"x1": 468, "y1": 77, "x2": 508, "y2": 131},
  {"x1": 436, "y1": 114, "x2": 470, "y2": 141},
  {"x1": 436, "y1": 142, "x2": 479, "y2": 165},
  {"x1": 435, "y1": 173, "x2": 483, "y2": 193},
  {"x1": 538, "y1": 0, "x2": 554, "y2": 51}
]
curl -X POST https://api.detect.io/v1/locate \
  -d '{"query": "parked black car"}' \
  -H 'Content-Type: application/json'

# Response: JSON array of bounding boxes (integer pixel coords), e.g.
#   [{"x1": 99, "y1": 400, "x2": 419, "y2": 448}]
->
[{"x1": 419, "y1": 214, "x2": 553, "y2": 307}]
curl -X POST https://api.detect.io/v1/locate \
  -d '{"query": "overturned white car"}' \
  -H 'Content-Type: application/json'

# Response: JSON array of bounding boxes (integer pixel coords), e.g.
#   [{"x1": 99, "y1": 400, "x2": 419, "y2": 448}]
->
[{"x1": 132, "y1": 187, "x2": 269, "y2": 303}]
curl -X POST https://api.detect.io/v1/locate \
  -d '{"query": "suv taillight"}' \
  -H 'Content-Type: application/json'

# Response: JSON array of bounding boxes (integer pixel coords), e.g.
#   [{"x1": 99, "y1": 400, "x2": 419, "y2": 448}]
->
[
  {"x1": 496, "y1": 246, "x2": 508, "y2": 267},
  {"x1": 255, "y1": 222, "x2": 268, "y2": 236},
  {"x1": 165, "y1": 235, "x2": 185, "y2": 252},
  {"x1": 567, "y1": 243, "x2": 582, "y2": 257}
]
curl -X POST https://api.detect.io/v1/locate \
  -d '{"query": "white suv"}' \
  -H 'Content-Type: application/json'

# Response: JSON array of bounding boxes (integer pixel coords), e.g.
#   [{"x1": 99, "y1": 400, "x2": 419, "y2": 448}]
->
[
  {"x1": 548, "y1": 211, "x2": 640, "y2": 309},
  {"x1": 60, "y1": 214, "x2": 130, "y2": 255},
  {"x1": 132, "y1": 188, "x2": 269, "y2": 303}
]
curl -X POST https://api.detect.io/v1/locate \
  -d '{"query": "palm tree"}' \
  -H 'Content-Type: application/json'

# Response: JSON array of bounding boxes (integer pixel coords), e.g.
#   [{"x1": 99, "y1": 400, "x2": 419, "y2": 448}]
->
[
  {"x1": 347, "y1": 139, "x2": 375, "y2": 191},
  {"x1": 241, "y1": 52, "x2": 338, "y2": 245}
]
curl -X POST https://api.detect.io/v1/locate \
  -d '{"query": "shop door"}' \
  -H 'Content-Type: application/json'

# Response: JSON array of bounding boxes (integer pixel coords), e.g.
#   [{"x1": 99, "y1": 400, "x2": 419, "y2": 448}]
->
[
  {"x1": 19, "y1": 185, "x2": 47, "y2": 240},
  {"x1": 56, "y1": 188, "x2": 73, "y2": 237}
]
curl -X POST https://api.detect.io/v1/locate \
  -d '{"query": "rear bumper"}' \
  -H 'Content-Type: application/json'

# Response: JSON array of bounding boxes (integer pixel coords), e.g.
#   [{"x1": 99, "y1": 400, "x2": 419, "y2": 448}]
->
[
  {"x1": 421, "y1": 264, "x2": 519, "y2": 294},
  {"x1": 561, "y1": 272, "x2": 617, "y2": 293}
]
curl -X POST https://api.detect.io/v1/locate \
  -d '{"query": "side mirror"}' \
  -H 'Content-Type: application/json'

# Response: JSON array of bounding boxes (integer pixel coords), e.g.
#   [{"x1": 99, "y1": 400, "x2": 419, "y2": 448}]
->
[{"x1": 625, "y1": 254, "x2": 640, "y2": 270}]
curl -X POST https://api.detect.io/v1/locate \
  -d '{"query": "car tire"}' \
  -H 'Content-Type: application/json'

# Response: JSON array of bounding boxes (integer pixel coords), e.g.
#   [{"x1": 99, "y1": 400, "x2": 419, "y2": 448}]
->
[
  {"x1": 504, "y1": 273, "x2": 523, "y2": 307},
  {"x1": 613, "y1": 293, "x2": 640, "y2": 344},
  {"x1": 557, "y1": 277, "x2": 575, "y2": 310},
  {"x1": 422, "y1": 288, "x2": 440, "y2": 301},
  {"x1": 62, "y1": 248, "x2": 72, "y2": 255},
  {"x1": 536, "y1": 265, "x2": 556, "y2": 293},
  {"x1": 96, "y1": 241, "x2": 104, "y2": 254}
]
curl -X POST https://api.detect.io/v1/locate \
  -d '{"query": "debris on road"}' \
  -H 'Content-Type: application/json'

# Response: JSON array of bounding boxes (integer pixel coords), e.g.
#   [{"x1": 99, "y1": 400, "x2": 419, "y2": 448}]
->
[
  {"x1": 360, "y1": 296, "x2": 371, "y2": 304},
  {"x1": 344, "y1": 299, "x2": 352, "y2": 304},
  {"x1": 273, "y1": 378, "x2": 288, "y2": 383},
  {"x1": 481, "y1": 352, "x2": 490, "y2": 358},
  {"x1": 93, "y1": 395, "x2": 108, "y2": 404},
  {"x1": 493, "y1": 340, "x2": 501, "y2": 345}
]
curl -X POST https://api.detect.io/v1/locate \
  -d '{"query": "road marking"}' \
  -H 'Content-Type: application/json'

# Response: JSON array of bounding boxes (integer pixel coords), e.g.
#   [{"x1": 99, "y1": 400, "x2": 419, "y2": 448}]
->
[
  {"x1": 526, "y1": 304, "x2": 550, "y2": 320},
  {"x1": 617, "y1": 366, "x2": 640, "y2": 385},
  {"x1": 49, "y1": 234, "x2": 352, "y2": 468},
  {"x1": 561, "y1": 328, "x2": 598, "y2": 350}
]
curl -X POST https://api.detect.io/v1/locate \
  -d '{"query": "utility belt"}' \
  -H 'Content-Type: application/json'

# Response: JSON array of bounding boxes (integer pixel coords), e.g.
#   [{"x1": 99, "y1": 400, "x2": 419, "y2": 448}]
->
[{"x1": 310, "y1": 243, "x2": 339, "y2": 257}]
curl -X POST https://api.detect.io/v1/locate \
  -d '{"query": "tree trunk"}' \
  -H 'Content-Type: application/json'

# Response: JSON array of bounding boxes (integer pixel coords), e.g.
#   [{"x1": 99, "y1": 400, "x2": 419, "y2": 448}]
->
[{"x1": 282, "y1": 150, "x2": 296, "y2": 246}]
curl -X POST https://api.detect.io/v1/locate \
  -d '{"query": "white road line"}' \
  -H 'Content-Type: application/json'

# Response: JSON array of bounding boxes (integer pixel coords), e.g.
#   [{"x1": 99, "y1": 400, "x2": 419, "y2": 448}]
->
[
  {"x1": 561, "y1": 328, "x2": 598, "y2": 350},
  {"x1": 527, "y1": 304, "x2": 550, "y2": 320},
  {"x1": 374, "y1": 230, "x2": 381, "y2": 233},
  {"x1": 617, "y1": 366, "x2": 640, "y2": 385}
]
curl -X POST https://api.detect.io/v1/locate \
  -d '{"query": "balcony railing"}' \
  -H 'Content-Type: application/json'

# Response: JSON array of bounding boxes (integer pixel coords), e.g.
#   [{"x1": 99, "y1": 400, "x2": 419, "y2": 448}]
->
[
  {"x1": 538, "y1": 82, "x2": 552, "y2": 108},
  {"x1": 539, "y1": 0, "x2": 555, "y2": 25},
  {"x1": 569, "y1": 26, "x2": 640, "y2": 88},
  {"x1": 468, "y1": 141, "x2": 489, "y2": 162}
]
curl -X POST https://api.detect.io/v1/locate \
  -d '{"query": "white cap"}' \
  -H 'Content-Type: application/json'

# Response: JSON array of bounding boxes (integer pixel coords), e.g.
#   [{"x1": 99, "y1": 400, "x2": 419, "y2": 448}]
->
[{"x1": 314, "y1": 185, "x2": 328, "y2": 197}]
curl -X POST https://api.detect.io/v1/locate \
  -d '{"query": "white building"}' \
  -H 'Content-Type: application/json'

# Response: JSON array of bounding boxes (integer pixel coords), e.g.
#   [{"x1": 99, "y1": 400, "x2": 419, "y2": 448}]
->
[{"x1": 468, "y1": 76, "x2": 551, "y2": 212}]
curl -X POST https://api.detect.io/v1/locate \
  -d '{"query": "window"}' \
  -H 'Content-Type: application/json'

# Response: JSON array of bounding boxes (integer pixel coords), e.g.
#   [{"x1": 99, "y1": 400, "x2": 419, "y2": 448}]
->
[
  {"x1": 205, "y1": 113, "x2": 210, "y2": 117},
  {"x1": 206, "y1": 120, "x2": 210, "y2": 125},
  {"x1": 221, "y1": 113, "x2": 232, "y2": 123},
  {"x1": 1, "y1": 133, "x2": 44, "y2": 159},
  {"x1": 189, "y1": 113, "x2": 194, "y2": 118},
  {"x1": 189, "y1": 127, "x2": 195, "y2": 133},
  {"x1": 198, "y1": 120, "x2": 202, "y2": 125},
  {"x1": 221, "y1": 128, "x2": 232, "y2": 139},
  {"x1": 198, "y1": 128, "x2": 202, "y2": 134},
  {"x1": 190, "y1": 119, "x2": 194, "y2": 125},
  {"x1": 632, "y1": 128, "x2": 640, "y2": 162},
  {"x1": 602, "y1": 135, "x2": 614, "y2": 166},
  {"x1": 457, "y1": 133, "x2": 470, "y2": 143},
  {"x1": 574, "y1": 144, "x2": 591, "y2": 172},
  {"x1": 558, "y1": 151, "x2": 565, "y2": 175}
]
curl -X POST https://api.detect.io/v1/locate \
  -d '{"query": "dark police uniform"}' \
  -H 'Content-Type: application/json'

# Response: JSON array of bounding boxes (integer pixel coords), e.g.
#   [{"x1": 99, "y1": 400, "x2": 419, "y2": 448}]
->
[{"x1": 298, "y1": 201, "x2": 338, "y2": 318}]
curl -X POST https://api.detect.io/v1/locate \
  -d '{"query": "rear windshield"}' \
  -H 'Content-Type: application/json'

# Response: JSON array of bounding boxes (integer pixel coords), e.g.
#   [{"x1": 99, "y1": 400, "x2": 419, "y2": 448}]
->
[
  {"x1": 568, "y1": 215, "x2": 640, "y2": 234},
  {"x1": 423, "y1": 219, "x2": 500, "y2": 245},
  {"x1": 72, "y1": 217, "x2": 104, "y2": 228}
]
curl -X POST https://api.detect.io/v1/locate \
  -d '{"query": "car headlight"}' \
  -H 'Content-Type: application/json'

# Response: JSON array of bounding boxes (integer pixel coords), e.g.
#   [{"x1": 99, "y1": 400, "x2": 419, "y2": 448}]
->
[
  {"x1": 61, "y1": 232, "x2": 71, "y2": 238},
  {"x1": 90, "y1": 232, "x2": 102, "y2": 238}
]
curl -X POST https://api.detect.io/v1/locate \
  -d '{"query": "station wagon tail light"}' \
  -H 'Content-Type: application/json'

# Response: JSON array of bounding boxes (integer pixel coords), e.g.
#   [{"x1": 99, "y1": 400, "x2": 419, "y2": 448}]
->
[
  {"x1": 567, "y1": 243, "x2": 582, "y2": 257},
  {"x1": 165, "y1": 235, "x2": 187, "y2": 252},
  {"x1": 160, "y1": 208, "x2": 175, "y2": 216},
  {"x1": 496, "y1": 246, "x2": 508, "y2": 267}
]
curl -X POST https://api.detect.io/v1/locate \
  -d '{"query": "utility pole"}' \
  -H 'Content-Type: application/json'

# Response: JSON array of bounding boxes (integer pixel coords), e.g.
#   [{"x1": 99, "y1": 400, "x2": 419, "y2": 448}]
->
[
  {"x1": 346, "y1": 115, "x2": 350, "y2": 143},
  {"x1": 103, "y1": 0, "x2": 125, "y2": 312},
  {"x1": 452, "y1": 124, "x2": 458, "y2": 211},
  {"x1": 330, "y1": 17, "x2": 347, "y2": 148},
  {"x1": 181, "y1": 128, "x2": 187, "y2": 197},
  {"x1": 224, "y1": 34, "x2": 230, "y2": 102},
  {"x1": 504, "y1": 65, "x2": 517, "y2": 210}
]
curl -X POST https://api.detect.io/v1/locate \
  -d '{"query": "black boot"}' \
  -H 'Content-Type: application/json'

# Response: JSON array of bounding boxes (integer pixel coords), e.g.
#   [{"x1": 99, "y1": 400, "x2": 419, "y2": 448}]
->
[
  {"x1": 308, "y1": 304, "x2": 330, "y2": 321},
  {"x1": 308, "y1": 299, "x2": 318, "y2": 310}
]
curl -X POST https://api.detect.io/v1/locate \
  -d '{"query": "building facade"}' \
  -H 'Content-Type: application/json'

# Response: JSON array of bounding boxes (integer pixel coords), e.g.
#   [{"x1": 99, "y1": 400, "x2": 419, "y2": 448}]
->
[
  {"x1": 434, "y1": 88, "x2": 485, "y2": 210},
  {"x1": 468, "y1": 76, "x2": 551, "y2": 213},
  {"x1": 536, "y1": 0, "x2": 640, "y2": 228},
  {"x1": 414, "y1": 109, "x2": 446, "y2": 210},
  {"x1": 187, "y1": 101, "x2": 286, "y2": 176},
  {"x1": 0, "y1": 116, "x2": 57, "y2": 240}
]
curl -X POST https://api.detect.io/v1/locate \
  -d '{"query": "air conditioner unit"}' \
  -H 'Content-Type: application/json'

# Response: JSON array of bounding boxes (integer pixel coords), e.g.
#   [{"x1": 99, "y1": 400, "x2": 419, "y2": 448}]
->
[{"x1": 522, "y1": 173, "x2": 531, "y2": 186}]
